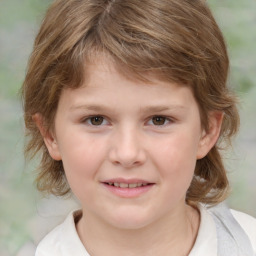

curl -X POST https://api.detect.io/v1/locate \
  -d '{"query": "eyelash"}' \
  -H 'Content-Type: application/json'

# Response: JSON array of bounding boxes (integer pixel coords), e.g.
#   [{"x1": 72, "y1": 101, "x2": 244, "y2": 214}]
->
[
  {"x1": 147, "y1": 116, "x2": 173, "y2": 126},
  {"x1": 82, "y1": 115, "x2": 173, "y2": 127},
  {"x1": 82, "y1": 115, "x2": 109, "y2": 126}
]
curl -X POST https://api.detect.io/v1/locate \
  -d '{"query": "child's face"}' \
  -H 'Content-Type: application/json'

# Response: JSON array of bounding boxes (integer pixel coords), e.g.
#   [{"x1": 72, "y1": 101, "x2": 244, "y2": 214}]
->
[{"x1": 44, "y1": 58, "x2": 215, "y2": 229}]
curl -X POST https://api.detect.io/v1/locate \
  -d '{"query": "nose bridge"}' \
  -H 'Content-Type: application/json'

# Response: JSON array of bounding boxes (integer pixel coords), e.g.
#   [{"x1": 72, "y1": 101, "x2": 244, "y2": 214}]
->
[{"x1": 109, "y1": 124, "x2": 146, "y2": 168}]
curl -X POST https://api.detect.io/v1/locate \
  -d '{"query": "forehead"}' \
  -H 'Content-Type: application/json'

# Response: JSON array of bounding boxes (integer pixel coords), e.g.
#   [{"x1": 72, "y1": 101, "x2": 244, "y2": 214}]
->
[
  {"x1": 83, "y1": 51, "x2": 187, "y2": 86},
  {"x1": 83, "y1": 55, "x2": 187, "y2": 91},
  {"x1": 58, "y1": 57, "x2": 199, "y2": 115}
]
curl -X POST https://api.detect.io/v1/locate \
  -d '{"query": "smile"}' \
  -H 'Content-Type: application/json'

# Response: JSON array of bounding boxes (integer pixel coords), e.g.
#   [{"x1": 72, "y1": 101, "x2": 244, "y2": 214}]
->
[
  {"x1": 102, "y1": 179, "x2": 155, "y2": 198},
  {"x1": 105, "y1": 182, "x2": 149, "y2": 188}
]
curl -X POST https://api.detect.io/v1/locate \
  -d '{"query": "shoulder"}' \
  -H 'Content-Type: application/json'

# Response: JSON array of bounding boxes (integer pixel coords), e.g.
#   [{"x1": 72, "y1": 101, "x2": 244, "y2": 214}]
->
[
  {"x1": 35, "y1": 210, "x2": 88, "y2": 256},
  {"x1": 195, "y1": 203, "x2": 256, "y2": 255},
  {"x1": 35, "y1": 217, "x2": 66, "y2": 255},
  {"x1": 207, "y1": 203, "x2": 256, "y2": 253},
  {"x1": 231, "y1": 209, "x2": 256, "y2": 251}
]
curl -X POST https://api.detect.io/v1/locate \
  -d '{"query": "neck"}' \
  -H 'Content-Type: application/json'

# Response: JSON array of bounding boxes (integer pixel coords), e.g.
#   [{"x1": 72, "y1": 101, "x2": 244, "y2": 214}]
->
[{"x1": 76, "y1": 204, "x2": 200, "y2": 256}]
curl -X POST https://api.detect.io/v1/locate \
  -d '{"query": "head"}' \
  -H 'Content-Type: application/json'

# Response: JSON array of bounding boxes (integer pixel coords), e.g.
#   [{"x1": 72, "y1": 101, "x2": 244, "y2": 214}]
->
[{"x1": 22, "y1": 0, "x2": 239, "y2": 206}]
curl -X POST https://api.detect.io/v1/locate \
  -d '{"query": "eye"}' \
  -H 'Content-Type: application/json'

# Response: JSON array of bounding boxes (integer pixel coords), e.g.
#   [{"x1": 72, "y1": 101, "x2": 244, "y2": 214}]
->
[
  {"x1": 148, "y1": 116, "x2": 171, "y2": 126},
  {"x1": 84, "y1": 116, "x2": 108, "y2": 126}
]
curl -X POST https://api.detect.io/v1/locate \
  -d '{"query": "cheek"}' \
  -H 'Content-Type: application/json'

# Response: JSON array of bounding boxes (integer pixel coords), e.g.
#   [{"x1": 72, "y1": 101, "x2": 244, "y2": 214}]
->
[
  {"x1": 58, "y1": 135, "x2": 107, "y2": 192},
  {"x1": 155, "y1": 133, "x2": 199, "y2": 168},
  {"x1": 152, "y1": 134, "x2": 199, "y2": 189}
]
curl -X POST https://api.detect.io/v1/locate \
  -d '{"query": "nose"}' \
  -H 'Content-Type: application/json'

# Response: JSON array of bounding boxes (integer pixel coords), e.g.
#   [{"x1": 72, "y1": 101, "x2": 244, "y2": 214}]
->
[{"x1": 108, "y1": 126, "x2": 147, "y2": 168}]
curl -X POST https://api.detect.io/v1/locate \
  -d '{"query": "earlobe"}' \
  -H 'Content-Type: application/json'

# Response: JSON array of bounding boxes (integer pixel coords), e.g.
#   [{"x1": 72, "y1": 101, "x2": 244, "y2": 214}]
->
[
  {"x1": 33, "y1": 113, "x2": 62, "y2": 161},
  {"x1": 197, "y1": 111, "x2": 224, "y2": 159}
]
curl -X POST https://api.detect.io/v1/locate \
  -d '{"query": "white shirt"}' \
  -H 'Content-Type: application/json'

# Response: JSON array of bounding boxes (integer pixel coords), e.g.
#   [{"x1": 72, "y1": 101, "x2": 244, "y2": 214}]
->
[{"x1": 35, "y1": 205, "x2": 256, "y2": 256}]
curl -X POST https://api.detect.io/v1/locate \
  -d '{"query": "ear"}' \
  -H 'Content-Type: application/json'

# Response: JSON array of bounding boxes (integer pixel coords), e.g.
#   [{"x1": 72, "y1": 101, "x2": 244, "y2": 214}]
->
[
  {"x1": 33, "y1": 113, "x2": 62, "y2": 161},
  {"x1": 197, "y1": 111, "x2": 224, "y2": 159}
]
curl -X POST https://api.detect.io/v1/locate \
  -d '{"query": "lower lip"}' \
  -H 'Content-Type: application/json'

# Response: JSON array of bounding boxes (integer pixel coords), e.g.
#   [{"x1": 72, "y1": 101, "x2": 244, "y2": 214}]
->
[{"x1": 102, "y1": 183, "x2": 154, "y2": 198}]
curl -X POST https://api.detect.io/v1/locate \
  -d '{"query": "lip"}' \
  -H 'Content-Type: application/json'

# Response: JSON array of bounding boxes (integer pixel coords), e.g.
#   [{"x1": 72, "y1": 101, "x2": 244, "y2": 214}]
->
[
  {"x1": 101, "y1": 178, "x2": 155, "y2": 198},
  {"x1": 103, "y1": 178, "x2": 152, "y2": 184}
]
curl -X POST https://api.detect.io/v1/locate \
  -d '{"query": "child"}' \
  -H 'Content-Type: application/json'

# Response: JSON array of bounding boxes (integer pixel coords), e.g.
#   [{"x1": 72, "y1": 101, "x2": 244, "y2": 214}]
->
[{"x1": 22, "y1": 0, "x2": 256, "y2": 255}]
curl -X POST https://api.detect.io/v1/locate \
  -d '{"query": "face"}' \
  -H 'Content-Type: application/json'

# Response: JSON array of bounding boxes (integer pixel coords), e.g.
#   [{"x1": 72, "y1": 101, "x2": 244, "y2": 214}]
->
[{"x1": 42, "y1": 59, "x2": 219, "y2": 230}]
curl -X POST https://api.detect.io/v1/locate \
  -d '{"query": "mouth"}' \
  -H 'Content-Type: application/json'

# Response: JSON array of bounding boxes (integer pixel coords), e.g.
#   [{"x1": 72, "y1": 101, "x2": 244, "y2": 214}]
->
[
  {"x1": 103, "y1": 182, "x2": 152, "y2": 188},
  {"x1": 101, "y1": 179, "x2": 155, "y2": 198}
]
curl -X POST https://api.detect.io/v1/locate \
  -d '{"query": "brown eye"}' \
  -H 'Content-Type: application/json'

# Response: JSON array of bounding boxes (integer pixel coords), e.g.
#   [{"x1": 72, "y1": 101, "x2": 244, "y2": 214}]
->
[
  {"x1": 90, "y1": 116, "x2": 104, "y2": 125},
  {"x1": 152, "y1": 116, "x2": 166, "y2": 125}
]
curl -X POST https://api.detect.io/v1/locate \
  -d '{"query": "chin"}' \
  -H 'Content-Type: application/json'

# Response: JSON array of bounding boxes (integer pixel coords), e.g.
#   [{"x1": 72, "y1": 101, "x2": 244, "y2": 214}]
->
[{"x1": 104, "y1": 210, "x2": 156, "y2": 230}]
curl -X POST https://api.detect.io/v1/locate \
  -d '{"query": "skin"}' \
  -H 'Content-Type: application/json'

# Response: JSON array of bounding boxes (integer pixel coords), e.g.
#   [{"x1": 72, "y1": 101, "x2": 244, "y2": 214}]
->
[{"x1": 35, "y1": 58, "x2": 223, "y2": 255}]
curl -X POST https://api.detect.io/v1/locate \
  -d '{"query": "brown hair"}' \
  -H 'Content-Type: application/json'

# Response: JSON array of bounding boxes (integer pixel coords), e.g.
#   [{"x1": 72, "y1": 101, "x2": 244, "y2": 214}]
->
[{"x1": 22, "y1": 0, "x2": 239, "y2": 205}]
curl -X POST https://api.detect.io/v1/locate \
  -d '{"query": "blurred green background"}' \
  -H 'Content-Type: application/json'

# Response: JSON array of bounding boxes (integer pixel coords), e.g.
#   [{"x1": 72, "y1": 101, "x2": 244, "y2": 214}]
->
[{"x1": 0, "y1": 0, "x2": 256, "y2": 255}]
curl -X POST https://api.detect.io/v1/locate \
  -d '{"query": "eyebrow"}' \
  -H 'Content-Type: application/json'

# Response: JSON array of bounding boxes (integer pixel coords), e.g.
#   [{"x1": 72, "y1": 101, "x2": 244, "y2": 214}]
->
[
  {"x1": 70, "y1": 104, "x2": 110, "y2": 111},
  {"x1": 139, "y1": 105, "x2": 186, "y2": 113},
  {"x1": 70, "y1": 104, "x2": 186, "y2": 112}
]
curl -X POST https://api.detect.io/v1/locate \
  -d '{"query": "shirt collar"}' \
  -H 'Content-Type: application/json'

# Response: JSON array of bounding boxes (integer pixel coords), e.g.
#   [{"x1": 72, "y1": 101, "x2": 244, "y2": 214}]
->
[
  {"x1": 189, "y1": 204, "x2": 217, "y2": 256},
  {"x1": 38, "y1": 205, "x2": 217, "y2": 256}
]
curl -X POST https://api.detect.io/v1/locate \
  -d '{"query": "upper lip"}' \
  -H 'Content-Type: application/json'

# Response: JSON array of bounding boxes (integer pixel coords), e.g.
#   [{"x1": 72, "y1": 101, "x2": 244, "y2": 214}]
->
[{"x1": 102, "y1": 178, "x2": 154, "y2": 184}]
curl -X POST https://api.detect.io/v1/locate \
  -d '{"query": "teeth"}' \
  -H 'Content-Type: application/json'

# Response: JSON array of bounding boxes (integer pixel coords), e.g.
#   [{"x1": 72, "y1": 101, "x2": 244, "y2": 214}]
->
[
  {"x1": 108, "y1": 182, "x2": 149, "y2": 188},
  {"x1": 120, "y1": 183, "x2": 129, "y2": 188}
]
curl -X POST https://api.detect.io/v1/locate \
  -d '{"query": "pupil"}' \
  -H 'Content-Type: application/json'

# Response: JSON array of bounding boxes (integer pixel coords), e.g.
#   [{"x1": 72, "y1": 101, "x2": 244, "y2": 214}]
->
[
  {"x1": 153, "y1": 116, "x2": 165, "y2": 125},
  {"x1": 91, "y1": 116, "x2": 103, "y2": 125}
]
